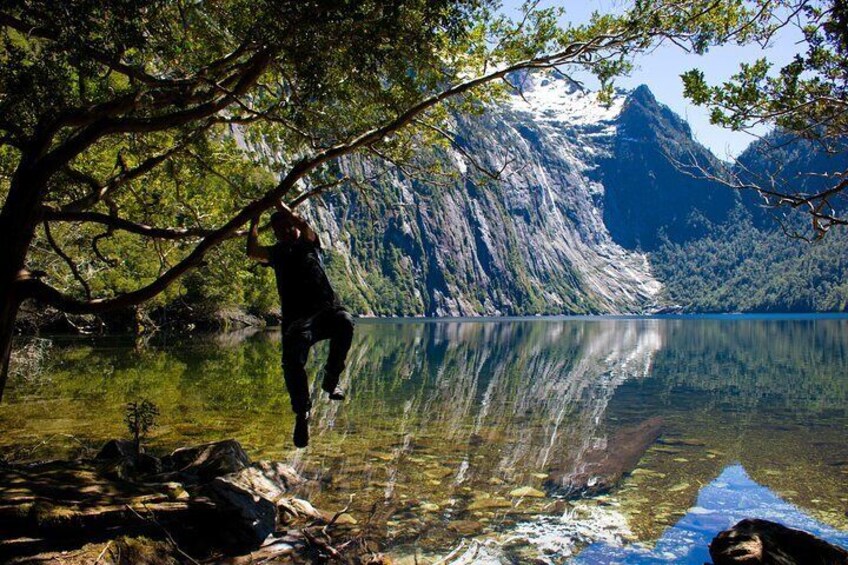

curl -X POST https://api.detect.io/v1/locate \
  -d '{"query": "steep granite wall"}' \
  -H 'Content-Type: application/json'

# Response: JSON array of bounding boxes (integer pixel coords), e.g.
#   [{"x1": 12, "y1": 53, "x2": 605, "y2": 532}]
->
[{"x1": 301, "y1": 74, "x2": 666, "y2": 316}]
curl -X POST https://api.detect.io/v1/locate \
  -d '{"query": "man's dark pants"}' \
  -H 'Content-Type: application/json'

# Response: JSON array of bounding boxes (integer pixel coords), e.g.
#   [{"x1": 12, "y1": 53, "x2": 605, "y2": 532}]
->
[{"x1": 282, "y1": 306, "x2": 355, "y2": 414}]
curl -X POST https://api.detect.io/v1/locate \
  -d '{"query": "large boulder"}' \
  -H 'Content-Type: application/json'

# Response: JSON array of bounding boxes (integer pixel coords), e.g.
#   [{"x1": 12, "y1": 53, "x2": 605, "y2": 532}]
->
[
  {"x1": 710, "y1": 519, "x2": 848, "y2": 565},
  {"x1": 96, "y1": 439, "x2": 139, "y2": 460},
  {"x1": 201, "y1": 462, "x2": 305, "y2": 552},
  {"x1": 163, "y1": 439, "x2": 250, "y2": 483}
]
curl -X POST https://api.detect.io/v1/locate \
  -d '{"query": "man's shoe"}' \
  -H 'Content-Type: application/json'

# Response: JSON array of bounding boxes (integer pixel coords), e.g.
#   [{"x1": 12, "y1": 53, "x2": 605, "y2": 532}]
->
[
  {"x1": 293, "y1": 411, "x2": 310, "y2": 448},
  {"x1": 324, "y1": 385, "x2": 345, "y2": 401},
  {"x1": 320, "y1": 368, "x2": 345, "y2": 400}
]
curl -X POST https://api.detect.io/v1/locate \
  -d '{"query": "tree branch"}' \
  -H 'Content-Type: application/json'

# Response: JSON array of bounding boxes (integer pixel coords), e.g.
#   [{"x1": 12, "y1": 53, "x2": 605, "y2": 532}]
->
[
  {"x1": 61, "y1": 143, "x2": 190, "y2": 212},
  {"x1": 42, "y1": 220, "x2": 92, "y2": 300},
  {"x1": 413, "y1": 118, "x2": 512, "y2": 181},
  {"x1": 39, "y1": 49, "x2": 273, "y2": 175},
  {"x1": 43, "y1": 209, "x2": 217, "y2": 240},
  {"x1": 290, "y1": 176, "x2": 351, "y2": 208}
]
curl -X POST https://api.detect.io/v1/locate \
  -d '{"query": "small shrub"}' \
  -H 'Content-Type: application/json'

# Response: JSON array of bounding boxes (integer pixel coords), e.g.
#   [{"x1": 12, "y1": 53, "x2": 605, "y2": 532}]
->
[{"x1": 124, "y1": 400, "x2": 160, "y2": 458}]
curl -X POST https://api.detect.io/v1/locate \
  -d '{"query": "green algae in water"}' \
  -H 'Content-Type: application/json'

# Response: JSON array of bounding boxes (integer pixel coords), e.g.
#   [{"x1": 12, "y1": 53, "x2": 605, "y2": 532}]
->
[{"x1": 1, "y1": 317, "x2": 847, "y2": 560}]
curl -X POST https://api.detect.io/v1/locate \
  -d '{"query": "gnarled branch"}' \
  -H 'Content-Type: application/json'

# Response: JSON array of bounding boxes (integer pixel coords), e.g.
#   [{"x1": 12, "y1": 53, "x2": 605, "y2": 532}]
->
[
  {"x1": 42, "y1": 220, "x2": 92, "y2": 300},
  {"x1": 43, "y1": 209, "x2": 217, "y2": 240},
  {"x1": 61, "y1": 144, "x2": 189, "y2": 212}
]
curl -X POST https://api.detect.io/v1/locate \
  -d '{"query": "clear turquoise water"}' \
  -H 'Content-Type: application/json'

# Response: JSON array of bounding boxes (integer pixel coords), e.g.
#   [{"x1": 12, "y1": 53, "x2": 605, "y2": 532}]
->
[{"x1": 2, "y1": 316, "x2": 847, "y2": 563}]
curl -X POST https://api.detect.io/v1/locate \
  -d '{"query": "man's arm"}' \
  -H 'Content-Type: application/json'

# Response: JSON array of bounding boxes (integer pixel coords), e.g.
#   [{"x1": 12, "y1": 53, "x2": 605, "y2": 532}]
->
[
  {"x1": 275, "y1": 200, "x2": 318, "y2": 243},
  {"x1": 246, "y1": 214, "x2": 272, "y2": 263}
]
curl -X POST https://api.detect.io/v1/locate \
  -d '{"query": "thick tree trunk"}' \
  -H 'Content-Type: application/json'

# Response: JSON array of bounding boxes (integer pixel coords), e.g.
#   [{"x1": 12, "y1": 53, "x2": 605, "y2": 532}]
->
[
  {"x1": 0, "y1": 162, "x2": 46, "y2": 401},
  {"x1": 0, "y1": 293, "x2": 20, "y2": 403}
]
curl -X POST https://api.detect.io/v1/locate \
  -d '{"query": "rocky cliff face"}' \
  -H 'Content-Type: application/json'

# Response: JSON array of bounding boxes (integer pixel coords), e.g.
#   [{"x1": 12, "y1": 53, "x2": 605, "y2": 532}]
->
[
  {"x1": 304, "y1": 73, "x2": 692, "y2": 316},
  {"x1": 598, "y1": 85, "x2": 737, "y2": 251}
]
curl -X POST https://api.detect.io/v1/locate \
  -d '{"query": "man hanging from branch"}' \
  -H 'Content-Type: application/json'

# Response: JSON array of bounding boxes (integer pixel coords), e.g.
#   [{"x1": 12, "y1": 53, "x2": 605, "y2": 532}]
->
[{"x1": 247, "y1": 201, "x2": 354, "y2": 448}]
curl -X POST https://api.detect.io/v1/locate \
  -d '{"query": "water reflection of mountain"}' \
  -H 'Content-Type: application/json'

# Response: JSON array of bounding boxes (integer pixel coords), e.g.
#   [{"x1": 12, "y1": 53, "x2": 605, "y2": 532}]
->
[
  {"x1": 308, "y1": 320, "x2": 663, "y2": 484},
  {"x1": 283, "y1": 320, "x2": 666, "y2": 555},
  {"x1": 301, "y1": 318, "x2": 848, "y2": 555},
  {"x1": 603, "y1": 318, "x2": 848, "y2": 538}
]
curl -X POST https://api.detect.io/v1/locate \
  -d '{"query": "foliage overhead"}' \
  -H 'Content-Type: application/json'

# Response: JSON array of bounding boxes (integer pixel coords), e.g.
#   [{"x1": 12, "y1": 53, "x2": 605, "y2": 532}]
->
[{"x1": 680, "y1": 0, "x2": 848, "y2": 237}]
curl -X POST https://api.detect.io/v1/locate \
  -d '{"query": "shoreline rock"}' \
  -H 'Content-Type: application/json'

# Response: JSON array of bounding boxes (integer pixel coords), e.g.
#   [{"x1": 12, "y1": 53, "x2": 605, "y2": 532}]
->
[{"x1": 710, "y1": 518, "x2": 848, "y2": 564}]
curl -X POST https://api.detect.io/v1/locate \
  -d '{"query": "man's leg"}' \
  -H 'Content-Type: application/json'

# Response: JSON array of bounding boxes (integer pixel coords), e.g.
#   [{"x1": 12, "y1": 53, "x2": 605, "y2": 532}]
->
[
  {"x1": 282, "y1": 322, "x2": 315, "y2": 415},
  {"x1": 310, "y1": 307, "x2": 355, "y2": 394}
]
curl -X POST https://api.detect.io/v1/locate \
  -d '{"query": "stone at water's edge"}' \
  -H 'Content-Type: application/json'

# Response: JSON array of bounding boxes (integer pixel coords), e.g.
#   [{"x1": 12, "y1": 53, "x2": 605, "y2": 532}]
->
[
  {"x1": 200, "y1": 460, "x2": 309, "y2": 551},
  {"x1": 202, "y1": 470, "x2": 279, "y2": 552},
  {"x1": 710, "y1": 519, "x2": 848, "y2": 565},
  {"x1": 162, "y1": 438, "x2": 251, "y2": 483},
  {"x1": 96, "y1": 438, "x2": 139, "y2": 460},
  {"x1": 545, "y1": 416, "x2": 663, "y2": 497}
]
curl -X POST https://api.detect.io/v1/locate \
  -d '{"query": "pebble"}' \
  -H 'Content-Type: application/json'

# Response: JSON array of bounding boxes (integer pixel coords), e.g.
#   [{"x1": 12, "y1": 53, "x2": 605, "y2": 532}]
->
[
  {"x1": 448, "y1": 520, "x2": 483, "y2": 535},
  {"x1": 468, "y1": 497, "x2": 512, "y2": 511},
  {"x1": 509, "y1": 486, "x2": 546, "y2": 498}
]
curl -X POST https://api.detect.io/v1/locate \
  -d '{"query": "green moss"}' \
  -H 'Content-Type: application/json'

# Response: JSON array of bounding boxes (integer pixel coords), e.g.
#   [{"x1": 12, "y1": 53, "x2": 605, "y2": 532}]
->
[{"x1": 110, "y1": 536, "x2": 178, "y2": 565}]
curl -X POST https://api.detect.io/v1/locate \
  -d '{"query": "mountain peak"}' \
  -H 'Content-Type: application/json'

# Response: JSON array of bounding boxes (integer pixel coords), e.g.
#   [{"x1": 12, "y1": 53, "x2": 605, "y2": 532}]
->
[
  {"x1": 620, "y1": 84, "x2": 691, "y2": 139},
  {"x1": 628, "y1": 84, "x2": 656, "y2": 104}
]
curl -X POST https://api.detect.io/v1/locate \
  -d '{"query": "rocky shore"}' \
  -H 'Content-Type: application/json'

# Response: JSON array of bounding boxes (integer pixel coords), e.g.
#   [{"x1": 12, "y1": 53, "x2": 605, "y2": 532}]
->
[
  {"x1": 2, "y1": 435, "x2": 846, "y2": 564},
  {"x1": 0, "y1": 439, "x2": 380, "y2": 564}
]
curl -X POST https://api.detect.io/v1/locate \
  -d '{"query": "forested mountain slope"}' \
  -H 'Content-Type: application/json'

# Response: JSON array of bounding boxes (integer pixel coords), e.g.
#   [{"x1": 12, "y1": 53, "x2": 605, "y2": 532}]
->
[
  {"x1": 290, "y1": 75, "x2": 848, "y2": 315},
  {"x1": 652, "y1": 134, "x2": 848, "y2": 312}
]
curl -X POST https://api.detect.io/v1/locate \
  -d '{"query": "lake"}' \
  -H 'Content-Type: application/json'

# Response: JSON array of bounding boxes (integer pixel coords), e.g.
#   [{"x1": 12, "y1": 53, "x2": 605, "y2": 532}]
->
[{"x1": 2, "y1": 316, "x2": 848, "y2": 563}]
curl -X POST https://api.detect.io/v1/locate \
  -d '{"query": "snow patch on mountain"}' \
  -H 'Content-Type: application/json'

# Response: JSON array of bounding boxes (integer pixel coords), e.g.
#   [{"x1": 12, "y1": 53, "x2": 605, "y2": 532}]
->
[{"x1": 507, "y1": 74, "x2": 625, "y2": 128}]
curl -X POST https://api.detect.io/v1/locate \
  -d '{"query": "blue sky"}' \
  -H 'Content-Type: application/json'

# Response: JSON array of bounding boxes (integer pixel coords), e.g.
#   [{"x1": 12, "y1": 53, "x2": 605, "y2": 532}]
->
[{"x1": 500, "y1": 1, "x2": 805, "y2": 159}]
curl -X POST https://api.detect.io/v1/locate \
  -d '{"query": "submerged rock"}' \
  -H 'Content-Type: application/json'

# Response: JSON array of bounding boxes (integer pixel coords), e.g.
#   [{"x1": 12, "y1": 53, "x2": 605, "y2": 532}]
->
[
  {"x1": 545, "y1": 416, "x2": 663, "y2": 497},
  {"x1": 448, "y1": 520, "x2": 484, "y2": 536},
  {"x1": 467, "y1": 496, "x2": 512, "y2": 511},
  {"x1": 710, "y1": 518, "x2": 848, "y2": 564},
  {"x1": 509, "y1": 487, "x2": 546, "y2": 499}
]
